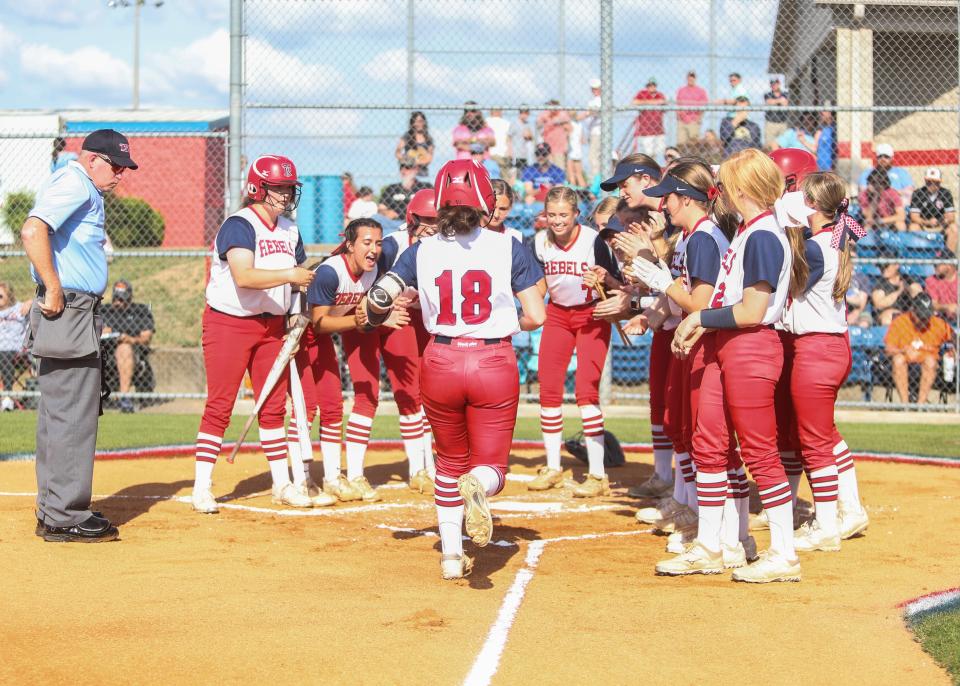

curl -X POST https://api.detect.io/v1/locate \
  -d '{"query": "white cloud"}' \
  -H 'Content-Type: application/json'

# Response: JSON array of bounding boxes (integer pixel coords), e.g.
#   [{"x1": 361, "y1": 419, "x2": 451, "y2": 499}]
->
[
  {"x1": 19, "y1": 42, "x2": 131, "y2": 100},
  {"x1": 143, "y1": 29, "x2": 230, "y2": 102},
  {"x1": 2, "y1": 0, "x2": 91, "y2": 27},
  {"x1": 182, "y1": 0, "x2": 228, "y2": 24},
  {"x1": 244, "y1": 37, "x2": 345, "y2": 103}
]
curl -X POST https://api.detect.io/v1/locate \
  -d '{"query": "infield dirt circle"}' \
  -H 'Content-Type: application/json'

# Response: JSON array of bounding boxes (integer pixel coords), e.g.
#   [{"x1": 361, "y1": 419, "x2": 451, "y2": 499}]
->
[{"x1": 1, "y1": 448, "x2": 957, "y2": 685}]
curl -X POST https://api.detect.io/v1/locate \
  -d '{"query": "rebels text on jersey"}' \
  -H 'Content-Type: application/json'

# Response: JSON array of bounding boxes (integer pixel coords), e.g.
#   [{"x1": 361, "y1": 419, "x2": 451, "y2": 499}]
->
[
  {"x1": 534, "y1": 225, "x2": 619, "y2": 307},
  {"x1": 206, "y1": 209, "x2": 306, "y2": 317},
  {"x1": 388, "y1": 228, "x2": 543, "y2": 339},
  {"x1": 710, "y1": 211, "x2": 792, "y2": 326},
  {"x1": 781, "y1": 231, "x2": 846, "y2": 335},
  {"x1": 307, "y1": 253, "x2": 379, "y2": 316}
]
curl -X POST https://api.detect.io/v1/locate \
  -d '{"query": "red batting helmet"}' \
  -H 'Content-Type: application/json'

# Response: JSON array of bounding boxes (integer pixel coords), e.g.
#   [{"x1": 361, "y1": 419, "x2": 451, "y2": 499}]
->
[
  {"x1": 769, "y1": 148, "x2": 817, "y2": 192},
  {"x1": 246, "y1": 155, "x2": 302, "y2": 203},
  {"x1": 405, "y1": 188, "x2": 437, "y2": 231},
  {"x1": 433, "y1": 159, "x2": 495, "y2": 214}
]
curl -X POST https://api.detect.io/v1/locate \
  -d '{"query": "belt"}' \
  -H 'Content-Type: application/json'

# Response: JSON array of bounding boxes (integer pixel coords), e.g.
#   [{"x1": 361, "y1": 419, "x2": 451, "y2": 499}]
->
[
  {"x1": 209, "y1": 306, "x2": 280, "y2": 320},
  {"x1": 36, "y1": 285, "x2": 102, "y2": 310},
  {"x1": 433, "y1": 335, "x2": 510, "y2": 346}
]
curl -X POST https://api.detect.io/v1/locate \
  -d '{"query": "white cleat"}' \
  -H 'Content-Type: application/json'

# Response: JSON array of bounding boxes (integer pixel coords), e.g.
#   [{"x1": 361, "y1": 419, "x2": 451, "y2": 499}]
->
[
  {"x1": 440, "y1": 554, "x2": 474, "y2": 580},
  {"x1": 731, "y1": 550, "x2": 801, "y2": 583},
  {"x1": 191, "y1": 487, "x2": 219, "y2": 514},
  {"x1": 302, "y1": 479, "x2": 336, "y2": 507},
  {"x1": 272, "y1": 482, "x2": 313, "y2": 508},
  {"x1": 839, "y1": 506, "x2": 869, "y2": 540}
]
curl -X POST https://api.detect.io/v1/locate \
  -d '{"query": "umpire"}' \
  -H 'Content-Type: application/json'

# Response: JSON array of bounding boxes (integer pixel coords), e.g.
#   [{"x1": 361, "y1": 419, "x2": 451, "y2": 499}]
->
[{"x1": 20, "y1": 129, "x2": 138, "y2": 542}]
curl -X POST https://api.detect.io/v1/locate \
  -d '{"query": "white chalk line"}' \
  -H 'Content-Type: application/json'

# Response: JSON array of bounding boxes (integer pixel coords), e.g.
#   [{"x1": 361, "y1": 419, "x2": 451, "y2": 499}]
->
[{"x1": 462, "y1": 528, "x2": 653, "y2": 686}]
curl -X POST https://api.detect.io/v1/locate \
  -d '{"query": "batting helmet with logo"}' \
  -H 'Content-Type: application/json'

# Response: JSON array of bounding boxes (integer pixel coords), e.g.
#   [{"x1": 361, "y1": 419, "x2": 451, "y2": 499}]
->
[
  {"x1": 433, "y1": 159, "x2": 495, "y2": 214},
  {"x1": 769, "y1": 148, "x2": 817, "y2": 193},
  {"x1": 246, "y1": 155, "x2": 303, "y2": 206}
]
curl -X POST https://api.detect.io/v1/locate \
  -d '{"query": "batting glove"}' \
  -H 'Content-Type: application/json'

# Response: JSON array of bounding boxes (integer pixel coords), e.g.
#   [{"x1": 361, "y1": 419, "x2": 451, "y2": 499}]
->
[{"x1": 631, "y1": 258, "x2": 674, "y2": 293}]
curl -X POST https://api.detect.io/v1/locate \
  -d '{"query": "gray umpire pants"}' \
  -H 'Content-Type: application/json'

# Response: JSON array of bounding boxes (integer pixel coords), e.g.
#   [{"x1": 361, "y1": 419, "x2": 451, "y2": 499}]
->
[{"x1": 35, "y1": 355, "x2": 101, "y2": 527}]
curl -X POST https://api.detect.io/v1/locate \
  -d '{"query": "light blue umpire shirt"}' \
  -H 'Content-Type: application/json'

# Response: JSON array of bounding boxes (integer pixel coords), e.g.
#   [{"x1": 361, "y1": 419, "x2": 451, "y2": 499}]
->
[{"x1": 28, "y1": 160, "x2": 108, "y2": 296}]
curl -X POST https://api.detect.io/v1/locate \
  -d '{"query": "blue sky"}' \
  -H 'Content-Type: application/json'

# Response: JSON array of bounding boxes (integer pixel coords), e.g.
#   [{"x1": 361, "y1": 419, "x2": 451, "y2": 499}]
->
[{"x1": 0, "y1": 0, "x2": 779, "y2": 183}]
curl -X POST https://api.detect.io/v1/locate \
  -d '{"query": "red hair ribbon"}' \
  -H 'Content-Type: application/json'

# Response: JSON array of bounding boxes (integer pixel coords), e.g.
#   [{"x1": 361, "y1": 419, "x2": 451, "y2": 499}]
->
[{"x1": 707, "y1": 186, "x2": 721, "y2": 201}]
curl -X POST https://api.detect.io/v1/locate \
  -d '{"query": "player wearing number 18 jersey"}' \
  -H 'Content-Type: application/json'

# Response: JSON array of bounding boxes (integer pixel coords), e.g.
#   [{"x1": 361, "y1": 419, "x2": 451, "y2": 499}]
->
[{"x1": 364, "y1": 159, "x2": 545, "y2": 580}]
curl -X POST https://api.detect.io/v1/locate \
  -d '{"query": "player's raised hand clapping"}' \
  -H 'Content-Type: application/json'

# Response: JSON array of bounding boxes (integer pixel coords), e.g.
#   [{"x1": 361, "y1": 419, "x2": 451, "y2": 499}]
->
[{"x1": 623, "y1": 313, "x2": 649, "y2": 335}]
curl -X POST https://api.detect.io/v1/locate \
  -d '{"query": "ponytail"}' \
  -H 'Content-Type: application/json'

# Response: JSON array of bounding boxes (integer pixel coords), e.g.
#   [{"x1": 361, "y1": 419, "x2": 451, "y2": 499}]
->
[
  {"x1": 437, "y1": 205, "x2": 484, "y2": 237},
  {"x1": 833, "y1": 242, "x2": 854, "y2": 302},
  {"x1": 785, "y1": 225, "x2": 809, "y2": 298}
]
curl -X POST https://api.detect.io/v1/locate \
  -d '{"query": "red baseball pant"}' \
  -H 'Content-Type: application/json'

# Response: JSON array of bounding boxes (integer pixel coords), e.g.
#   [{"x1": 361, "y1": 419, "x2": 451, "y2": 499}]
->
[
  {"x1": 649, "y1": 327, "x2": 672, "y2": 426},
  {"x1": 689, "y1": 333, "x2": 740, "y2": 472},
  {"x1": 199, "y1": 306, "x2": 288, "y2": 435},
  {"x1": 538, "y1": 301, "x2": 612, "y2": 407},
  {"x1": 341, "y1": 326, "x2": 423, "y2": 417},
  {"x1": 421, "y1": 338, "x2": 518, "y2": 490},
  {"x1": 662, "y1": 348, "x2": 685, "y2": 453},
  {"x1": 295, "y1": 327, "x2": 344, "y2": 428}
]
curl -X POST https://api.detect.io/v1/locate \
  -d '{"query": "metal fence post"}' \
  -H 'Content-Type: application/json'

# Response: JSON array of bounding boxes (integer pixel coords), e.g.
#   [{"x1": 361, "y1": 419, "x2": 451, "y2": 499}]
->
[
  {"x1": 228, "y1": 0, "x2": 243, "y2": 213},
  {"x1": 406, "y1": 0, "x2": 415, "y2": 110},
  {"x1": 598, "y1": 0, "x2": 614, "y2": 405},
  {"x1": 956, "y1": 1, "x2": 960, "y2": 414}
]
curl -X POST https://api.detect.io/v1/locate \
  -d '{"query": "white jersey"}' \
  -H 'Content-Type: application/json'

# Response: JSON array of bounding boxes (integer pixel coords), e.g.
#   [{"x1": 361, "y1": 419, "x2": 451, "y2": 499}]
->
[
  {"x1": 711, "y1": 211, "x2": 792, "y2": 326},
  {"x1": 388, "y1": 227, "x2": 543, "y2": 339},
  {"x1": 487, "y1": 224, "x2": 524, "y2": 244},
  {"x1": 666, "y1": 217, "x2": 729, "y2": 329},
  {"x1": 381, "y1": 228, "x2": 422, "y2": 308},
  {"x1": 781, "y1": 232, "x2": 847, "y2": 335},
  {"x1": 535, "y1": 225, "x2": 616, "y2": 307},
  {"x1": 307, "y1": 252, "x2": 378, "y2": 317},
  {"x1": 206, "y1": 209, "x2": 304, "y2": 317}
]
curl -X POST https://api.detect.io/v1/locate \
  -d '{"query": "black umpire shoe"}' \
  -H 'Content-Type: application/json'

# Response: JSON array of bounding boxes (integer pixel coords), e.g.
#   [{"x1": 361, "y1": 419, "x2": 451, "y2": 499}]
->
[
  {"x1": 35, "y1": 510, "x2": 104, "y2": 537},
  {"x1": 41, "y1": 513, "x2": 119, "y2": 543}
]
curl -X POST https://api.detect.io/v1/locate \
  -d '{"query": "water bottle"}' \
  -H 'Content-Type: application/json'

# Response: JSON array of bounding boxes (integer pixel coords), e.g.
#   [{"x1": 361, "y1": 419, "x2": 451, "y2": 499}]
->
[{"x1": 944, "y1": 344, "x2": 956, "y2": 384}]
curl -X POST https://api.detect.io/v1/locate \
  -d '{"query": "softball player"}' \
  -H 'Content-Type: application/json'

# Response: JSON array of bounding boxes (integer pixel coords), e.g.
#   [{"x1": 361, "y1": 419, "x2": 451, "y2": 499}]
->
[
  {"x1": 528, "y1": 186, "x2": 619, "y2": 497},
  {"x1": 781, "y1": 172, "x2": 869, "y2": 550},
  {"x1": 378, "y1": 189, "x2": 439, "y2": 493},
  {"x1": 364, "y1": 159, "x2": 545, "y2": 580},
  {"x1": 192, "y1": 155, "x2": 315, "y2": 514},
  {"x1": 486, "y1": 179, "x2": 524, "y2": 243},
  {"x1": 306, "y1": 218, "x2": 408, "y2": 503},
  {"x1": 662, "y1": 148, "x2": 806, "y2": 583},
  {"x1": 629, "y1": 159, "x2": 753, "y2": 561}
]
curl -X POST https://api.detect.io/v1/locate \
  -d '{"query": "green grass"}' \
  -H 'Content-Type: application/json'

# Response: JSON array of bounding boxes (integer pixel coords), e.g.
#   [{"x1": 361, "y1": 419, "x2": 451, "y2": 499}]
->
[
  {"x1": 1, "y1": 412, "x2": 959, "y2": 459},
  {"x1": 909, "y1": 608, "x2": 960, "y2": 685}
]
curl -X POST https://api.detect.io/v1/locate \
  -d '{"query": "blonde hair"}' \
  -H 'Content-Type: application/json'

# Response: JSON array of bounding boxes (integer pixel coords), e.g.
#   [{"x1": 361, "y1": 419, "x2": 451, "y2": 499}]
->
[
  {"x1": 590, "y1": 196, "x2": 619, "y2": 227},
  {"x1": 802, "y1": 171, "x2": 853, "y2": 302},
  {"x1": 543, "y1": 186, "x2": 580, "y2": 246}
]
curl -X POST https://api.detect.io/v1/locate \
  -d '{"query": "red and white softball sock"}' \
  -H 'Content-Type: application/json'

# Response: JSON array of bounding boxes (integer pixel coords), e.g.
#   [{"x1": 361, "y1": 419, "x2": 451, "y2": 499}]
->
[
  {"x1": 420, "y1": 411, "x2": 435, "y2": 477},
  {"x1": 344, "y1": 413, "x2": 373, "y2": 480},
  {"x1": 285, "y1": 418, "x2": 309, "y2": 486},
  {"x1": 651, "y1": 424, "x2": 673, "y2": 482},
  {"x1": 758, "y1": 481, "x2": 796, "y2": 558},
  {"x1": 260, "y1": 426, "x2": 291, "y2": 488},
  {"x1": 808, "y1": 465, "x2": 840, "y2": 537},
  {"x1": 695, "y1": 471, "x2": 727, "y2": 553},
  {"x1": 834, "y1": 440, "x2": 862, "y2": 511},
  {"x1": 720, "y1": 469, "x2": 740, "y2": 549},
  {"x1": 194, "y1": 432, "x2": 222, "y2": 489},
  {"x1": 400, "y1": 413, "x2": 426, "y2": 478},
  {"x1": 435, "y1": 472, "x2": 464, "y2": 558},
  {"x1": 540, "y1": 406, "x2": 564, "y2": 471},
  {"x1": 471, "y1": 465, "x2": 506, "y2": 497},
  {"x1": 319, "y1": 420, "x2": 342, "y2": 481},
  {"x1": 781, "y1": 450, "x2": 804, "y2": 505},
  {"x1": 670, "y1": 454, "x2": 687, "y2": 505},
  {"x1": 580, "y1": 405, "x2": 605, "y2": 478},
  {"x1": 678, "y1": 452, "x2": 698, "y2": 513}
]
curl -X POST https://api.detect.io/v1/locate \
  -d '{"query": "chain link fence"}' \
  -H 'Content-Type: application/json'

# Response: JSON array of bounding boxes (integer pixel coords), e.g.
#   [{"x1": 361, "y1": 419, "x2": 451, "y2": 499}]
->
[{"x1": 1, "y1": 0, "x2": 958, "y2": 412}]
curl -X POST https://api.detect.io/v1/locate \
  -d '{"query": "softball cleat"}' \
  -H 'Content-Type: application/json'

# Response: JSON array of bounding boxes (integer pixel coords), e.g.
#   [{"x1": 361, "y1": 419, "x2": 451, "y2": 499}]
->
[{"x1": 458, "y1": 474, "x2": 493, "y2": 548}]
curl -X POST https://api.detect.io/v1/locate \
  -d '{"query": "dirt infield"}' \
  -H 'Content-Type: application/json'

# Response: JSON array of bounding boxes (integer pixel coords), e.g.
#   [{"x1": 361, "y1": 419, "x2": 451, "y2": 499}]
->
[{"x1": 1, "y1": 449, "x2": 958, "y2": 685}]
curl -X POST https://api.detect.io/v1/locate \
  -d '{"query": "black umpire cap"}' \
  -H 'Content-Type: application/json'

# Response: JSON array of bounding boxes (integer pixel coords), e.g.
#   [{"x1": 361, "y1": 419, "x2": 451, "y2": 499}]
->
[{"x1": 82, "y1": 129, "x2": 139, "y2": 170}]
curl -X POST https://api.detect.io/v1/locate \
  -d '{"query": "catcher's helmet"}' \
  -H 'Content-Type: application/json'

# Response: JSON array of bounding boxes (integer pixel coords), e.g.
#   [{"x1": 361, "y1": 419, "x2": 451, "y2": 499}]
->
[
  {"x1": 769, "y1": 148, "x2": 817, "y2": 193},
  {"x1": 433, "y1": 159, "x2": 495, "y2": 214},
  {"x1": 405, "y1": 188, "x2": 437, "y2": 232},
  {"x1": 246, "y1": 155, "x2": 302, "y2": 208}
]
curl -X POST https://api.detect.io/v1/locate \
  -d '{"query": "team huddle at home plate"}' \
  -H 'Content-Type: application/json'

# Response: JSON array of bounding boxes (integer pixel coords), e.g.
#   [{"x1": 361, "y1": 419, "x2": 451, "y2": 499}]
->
[{"x1": 194, "y1": 145, "x2": 869, "y2": 583}]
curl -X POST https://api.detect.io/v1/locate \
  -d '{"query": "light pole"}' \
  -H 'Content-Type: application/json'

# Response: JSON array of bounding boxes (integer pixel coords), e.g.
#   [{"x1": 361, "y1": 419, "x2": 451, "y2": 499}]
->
[{"x1": 107, "y1": 0, "x2": 164, "y2": 110}]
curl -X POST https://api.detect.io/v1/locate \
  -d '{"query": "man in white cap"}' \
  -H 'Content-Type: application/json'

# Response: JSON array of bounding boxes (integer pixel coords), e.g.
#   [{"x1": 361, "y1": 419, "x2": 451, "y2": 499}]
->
[
  {"x1": 578, "y1": 78, "x2": 603, "y2": 182},
  {"x1": 910, "y1": 167, "x2": 957, "y2": 252},
  {"x1": 858, "y1": 143, "x2": 914, "y2": 207}
]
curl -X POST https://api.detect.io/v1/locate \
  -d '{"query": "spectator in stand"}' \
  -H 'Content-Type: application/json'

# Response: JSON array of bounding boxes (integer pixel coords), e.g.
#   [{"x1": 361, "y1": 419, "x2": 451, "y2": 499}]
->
[
  {"x1": 860, "y1": 169, "x2": 906, "y2": 232},
  {"x1": 719, "y1": 96, "x2": 761, "y2": 157},
  {"x1": 631, "y1": 77, "x2": 667, "y2": 161},
  {"x1": 695, "y1": 129, "x2": 725, "y2": 165},
  {"x1": 520, "y1": 142, "x2": 565, "y2": 204},
  {"x1": 470, "y1": 143, "x2": 502, "y2": 180},
  {"x1": 347, "y1": 186, "x2": 377, "y2": 221},
  {"x1": 763, "y1": 77, "x2": 790, "y2": 145},
  {"x1": 379, "y1": 160, "x2": 432, "y2": 220},
  {"x1": 663, "y1": 146, "x2": 681, "y2": 165},
  {"x1": 580, "y1": 78, "x2": 603, "y2": 181},
  {"x1": 716, "y1": 71, "x2": 748, "y2": 117},
  {"x1": 910, "y1": 167, "x2": 957, "y2": 252},
  {"x1": 395, "y1": 111, "x2": 434, "y2": 178},
  {"x1": 567, "y1": 114, "x2": 586, "y2": 188},
  {"x1": 812, "y1": 109, "x2": 836, "y2": 171},
  {"x1": 452, "y1": 102, "x2": 495, "y2": 160},
  {"x1": 844, "y1": 253, "x2": 873, "y2": 325},
  {"x1": 514, "y1": 105, "x2": 535, "y2": 171},
  {"x1": 0, "y1": 282, "x2": 31, "y2": 411},
  {"x1": 101, "y1": 280, "x2": 154, "y2": 413},
  {"x1": 341, "y1": 172, "x2": 357, "y2": 223},
  {"x1": 858, "y1": 143, "x2": 914, "y2": 207},
  {"x1": 675, "y1": 70, "x2": 708, "y2": 145},
  {"x1": 486, "y1": 108, "x2": 515, "y2": 179},
  {"x1": 537, "y1": 100, "x2": 572, "y2": 168},
  {"x1": 776, "y1": 111, "x2": 818, "y2": 154},
  {"x1": 50, "y1": 137, "x2": 77, "y2": 174},
  {"x1": 871, "y1": 261, "x2": 922, "y2": 325},
  {"x1": 925, "y1": 249, "x2": 958, "y2": 320},
  {"x1": 884, "y1": 292, "x2": 954, "y2": 405}
]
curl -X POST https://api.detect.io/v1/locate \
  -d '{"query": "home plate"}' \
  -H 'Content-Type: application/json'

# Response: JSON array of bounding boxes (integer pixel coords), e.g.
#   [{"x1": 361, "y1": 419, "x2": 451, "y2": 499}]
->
[{"x1": 491, "y1": 500, "x2": 563, "y2": 512}]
